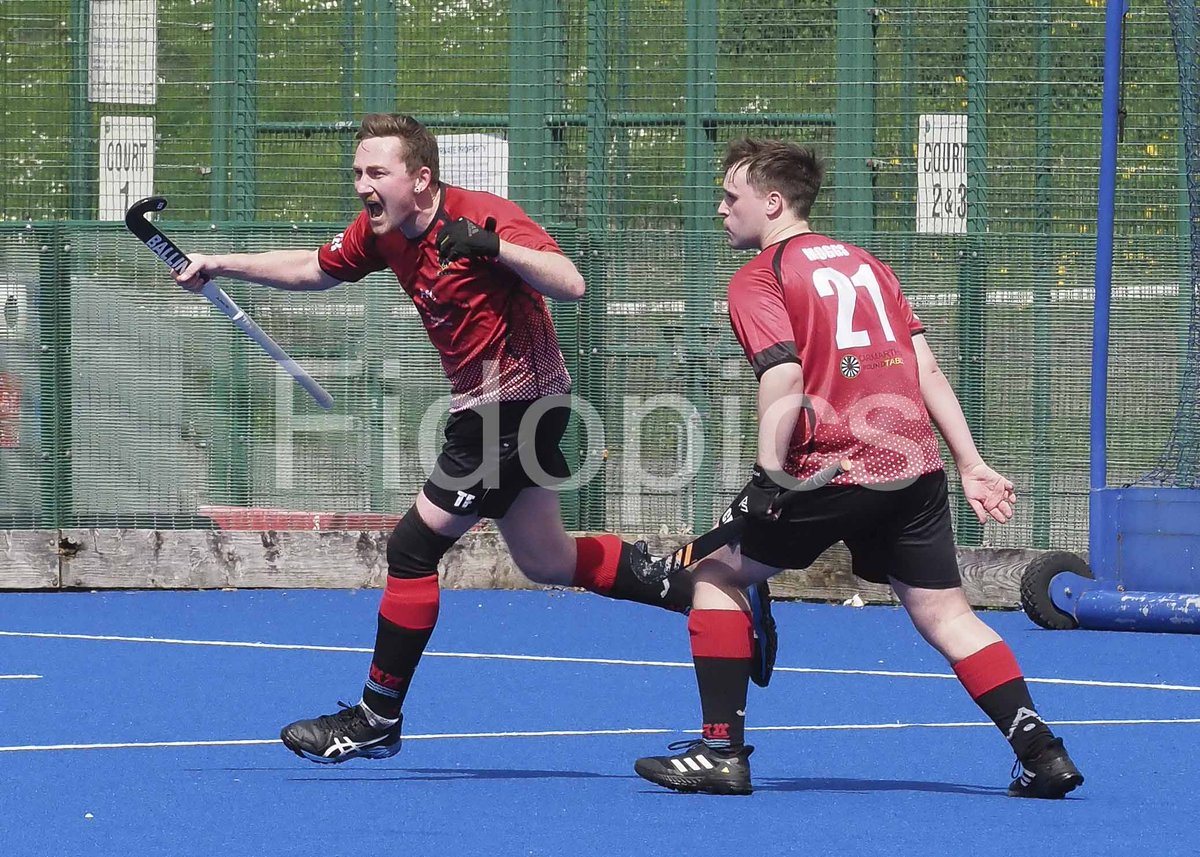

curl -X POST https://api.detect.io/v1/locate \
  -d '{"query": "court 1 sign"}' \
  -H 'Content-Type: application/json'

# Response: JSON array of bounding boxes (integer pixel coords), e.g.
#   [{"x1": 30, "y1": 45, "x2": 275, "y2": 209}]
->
[
  {"x1": 99, "y1": 116, "x2": 155, "y2": 221},
  {"x1": 917, "y1": 114, "x2": 967, "y2": 235}
]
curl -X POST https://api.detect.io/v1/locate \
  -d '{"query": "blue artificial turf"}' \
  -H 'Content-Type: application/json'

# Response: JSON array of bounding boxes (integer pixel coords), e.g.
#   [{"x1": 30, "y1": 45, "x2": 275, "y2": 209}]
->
[{"x1": 1, "y1": 589, "x2": 1195, "y2": 857}]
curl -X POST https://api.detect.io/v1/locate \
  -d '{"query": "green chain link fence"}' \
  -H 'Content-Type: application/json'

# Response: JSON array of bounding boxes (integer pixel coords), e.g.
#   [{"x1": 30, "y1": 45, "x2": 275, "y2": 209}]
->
[{"x1": 0, "y1": 0, "x2": 1194, "y2": 554}]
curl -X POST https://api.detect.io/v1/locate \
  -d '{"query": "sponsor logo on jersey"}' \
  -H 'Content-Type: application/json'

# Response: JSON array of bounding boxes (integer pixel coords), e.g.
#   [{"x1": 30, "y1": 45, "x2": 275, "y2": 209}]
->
[{"x1": 860, "y1": 347, "x2": 905, "y2": 372}]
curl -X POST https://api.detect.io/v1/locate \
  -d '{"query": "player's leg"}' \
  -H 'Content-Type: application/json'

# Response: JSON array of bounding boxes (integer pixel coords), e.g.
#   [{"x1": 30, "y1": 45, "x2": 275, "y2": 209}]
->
[
  {"x1": 719, "y1": 477, "x2": 789, "y2": 687},
  {"x1": 891, "y1": 580, "x2": 1083, "y2": 798},
  {"x1": 879, "y1": 471, "x2": 1083, "y2": 798},
  {"x1": 633, "y1": 547, "x2": 773, "y2": 795},
  {"x1": 489, "y1": 398, "x2": 696, "y2": 612},
  {"x1": 279, "y1": 493, "x2": 474, "y2": 764},
  {"x1": 281, "y1": 407, "x2": 489, "y2": 764},
  {"x1": 493, "y1": 485, "x2": 693, "y2": 611},
  {"x1": 633, "y1": 493, "x2": 829, "y2": 796}
]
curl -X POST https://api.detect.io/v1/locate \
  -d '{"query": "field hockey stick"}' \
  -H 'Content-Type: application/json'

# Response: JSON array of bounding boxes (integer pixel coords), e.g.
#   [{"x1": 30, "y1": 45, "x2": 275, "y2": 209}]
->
[
  {"x1": 125, "y1": 197, "x2": 334, "y2": 410},
  {"x1": 630, "y1": 459, "x2": 850, "y2": 584}
]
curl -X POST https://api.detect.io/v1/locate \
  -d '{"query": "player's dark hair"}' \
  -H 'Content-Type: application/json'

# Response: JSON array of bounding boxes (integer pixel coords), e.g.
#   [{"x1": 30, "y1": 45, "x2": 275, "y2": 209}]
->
[
  {"x1": 357, "y1": 113, "x2": 440, "y2": 184},
  {"x1": 723, "y1": 138, "x2": 824, "y2": 219}
]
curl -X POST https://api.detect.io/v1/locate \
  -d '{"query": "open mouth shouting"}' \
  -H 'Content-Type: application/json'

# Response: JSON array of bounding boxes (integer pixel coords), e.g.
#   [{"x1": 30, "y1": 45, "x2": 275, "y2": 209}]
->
[{"x1": 365, "y1": 200, "x2": 385, "y2": 221}]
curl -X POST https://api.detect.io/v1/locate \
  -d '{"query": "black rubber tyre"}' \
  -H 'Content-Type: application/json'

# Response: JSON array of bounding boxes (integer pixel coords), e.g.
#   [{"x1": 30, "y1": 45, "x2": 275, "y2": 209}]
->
[{"x1": 1020, "y1": 551, "x2": 1094, "y2": 630}]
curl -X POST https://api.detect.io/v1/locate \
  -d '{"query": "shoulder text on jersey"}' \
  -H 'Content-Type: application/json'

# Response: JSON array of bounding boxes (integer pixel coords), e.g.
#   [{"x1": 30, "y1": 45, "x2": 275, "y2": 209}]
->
[{"x1": 802, "y1": 244, "x2": 850, "y2": 262}]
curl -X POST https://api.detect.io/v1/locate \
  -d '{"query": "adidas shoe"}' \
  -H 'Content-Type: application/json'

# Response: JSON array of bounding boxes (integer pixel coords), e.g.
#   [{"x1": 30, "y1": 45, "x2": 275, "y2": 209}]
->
[
  {"x1": 280, "y1": 701, "x2": 403, "y2": 764},
  {"x1": 634, "y1": 739, "x2": 754, "y2": 795},
  {"x1": 1008, "y1": 738, "x2": 1084, "y2": 798},
  {"x1": 747, "y1": 581, "x2": 778, "y2": 688}
]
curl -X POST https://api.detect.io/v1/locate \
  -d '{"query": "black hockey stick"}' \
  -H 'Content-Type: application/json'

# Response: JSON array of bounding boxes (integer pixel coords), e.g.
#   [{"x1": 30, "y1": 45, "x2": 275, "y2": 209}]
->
[
  {"x1": 125, "y1": 196, "x2": 335, "y2": 410},
  {"x1": 630, "y1": 460, "x2": 850, "y2": 584}
]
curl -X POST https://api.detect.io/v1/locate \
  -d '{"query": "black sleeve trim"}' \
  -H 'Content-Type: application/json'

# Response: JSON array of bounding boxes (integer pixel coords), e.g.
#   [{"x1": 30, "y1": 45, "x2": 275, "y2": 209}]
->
[
  {"x1": 770, "y1": 237, "x2": 796, "y2": 287},
  {"x1": 750, "y1": 341, "x2": 800, "y2": 378},
  {"x1": 911, "y1": 327, "x2": 926, "y2": 337}
]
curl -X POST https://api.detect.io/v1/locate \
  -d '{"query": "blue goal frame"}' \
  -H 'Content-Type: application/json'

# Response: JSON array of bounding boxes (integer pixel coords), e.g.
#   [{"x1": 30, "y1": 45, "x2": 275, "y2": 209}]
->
[{"x1": 1047, "y1": 0, "x2": 1200, "y2": 632}]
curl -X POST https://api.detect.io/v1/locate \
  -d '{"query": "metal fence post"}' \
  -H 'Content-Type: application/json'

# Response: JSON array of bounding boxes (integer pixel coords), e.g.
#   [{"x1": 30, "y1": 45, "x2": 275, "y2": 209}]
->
[
  {"x1": 836, "y1": 0, "x2": 875, "y2": 238},
  {"x1": 957, "y1": 0, "x2": 990, "y2": 545},
  {"x1": 69, "y1": 0, "x2": 91, "y2": 219},
  {"x1": 35, "y1": 227, "x2": 73, "y2": 526},
  {"x1": 683, "y1": 0, "x2": 718, "y2": 531},
  {"x1": 1033, "y1": 0, "x2": 1053, "y2": 547},
  {"x1": 579, "y1": 0, "x2": 611, "y2": 531}
]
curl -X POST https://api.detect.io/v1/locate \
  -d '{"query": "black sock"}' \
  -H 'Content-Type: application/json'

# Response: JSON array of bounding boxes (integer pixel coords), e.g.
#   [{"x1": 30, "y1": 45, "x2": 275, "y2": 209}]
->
[
  {"x1": 362, "y1": 574, "x2": 440, "y2": 719},
  {"x1": 574, "y1": 535, "x2": 694, "y2": 612},
  {"x1": 695, "y1": 658, "x2": 750, "y2": 750},
  {"x1": 611, "y1": 542, "x2": 694, "y2": 612},
  {"x1": 976, "y1": 680, "x2": 1055, "y2": 760},
  {"x1": 362, "y1": 617, "x2": 433, "y2": 719},
  {"x1": 689, "y1": 609, "x2": 752, "y2": 750},
  {"x1": 953, "y1": 642, "x2": 1054, "y2": 760}
]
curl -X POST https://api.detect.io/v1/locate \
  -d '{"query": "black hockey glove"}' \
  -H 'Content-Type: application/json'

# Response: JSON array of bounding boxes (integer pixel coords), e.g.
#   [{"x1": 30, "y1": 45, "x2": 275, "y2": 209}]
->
[
  {"x1": 744, "y1": 464, "x2": 788, "y2": 521},
  {"x1": 436, "y1": 216, "x2": 499, "y2": 263}
]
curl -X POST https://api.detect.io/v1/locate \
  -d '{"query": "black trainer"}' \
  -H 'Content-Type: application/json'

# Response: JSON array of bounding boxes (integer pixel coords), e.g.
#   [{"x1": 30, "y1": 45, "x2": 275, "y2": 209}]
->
[
  {"x1": 748, "y1": 581, "x2": 778, "y2": 688},
  {"x1": 280, "y1": 701, "x2": 403, "y2": 764},
  {"x1": 1008, "y1": 738, "x2": 1084, "y2": 798},
  {"x1": 634, "y1": 739, "x2": 754, "y2": 795}
]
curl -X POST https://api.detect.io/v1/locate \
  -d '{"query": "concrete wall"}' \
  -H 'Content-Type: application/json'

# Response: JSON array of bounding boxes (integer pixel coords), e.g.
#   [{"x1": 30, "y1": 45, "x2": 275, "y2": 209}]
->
[{"x1": 1, "y1": 528, "x2": 1039, "y2": 608}]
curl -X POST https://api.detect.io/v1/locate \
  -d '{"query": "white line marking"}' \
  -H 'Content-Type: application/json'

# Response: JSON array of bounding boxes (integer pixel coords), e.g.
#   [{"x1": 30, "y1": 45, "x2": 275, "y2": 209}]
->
[
  {"x1": 0, "y1": 728, "x2": 673, "y2": 754},
  {"x1": 2, "y1": 718, "x2": 1197, "y2": 754},
  {"x1": 0, "y1": 739, "x2": 281, "y2": 753},
  {"x1": 776, "y1": 666, "x2": 1200, "y2": 693},
  {"x1": 748, "y1": 717, "x2": 1200, "y2": 732},
  {"x1": 0, "y1": 674, "x2": 41, "y2": 680},
  {"x1": 1, "y1": 629, "x2": 1196, "y2": 693}
]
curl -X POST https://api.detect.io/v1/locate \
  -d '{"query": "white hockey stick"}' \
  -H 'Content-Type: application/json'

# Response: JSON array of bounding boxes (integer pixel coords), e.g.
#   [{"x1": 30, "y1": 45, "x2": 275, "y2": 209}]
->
[{"x1": 125, "y1": 196, "x2": 334, "y2": 410}]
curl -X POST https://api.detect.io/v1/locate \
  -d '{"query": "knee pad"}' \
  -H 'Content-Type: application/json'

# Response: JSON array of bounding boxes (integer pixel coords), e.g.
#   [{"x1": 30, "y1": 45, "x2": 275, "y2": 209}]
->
[{"x1": 387, "y1": 507, "x2": 459, "y2": 579}]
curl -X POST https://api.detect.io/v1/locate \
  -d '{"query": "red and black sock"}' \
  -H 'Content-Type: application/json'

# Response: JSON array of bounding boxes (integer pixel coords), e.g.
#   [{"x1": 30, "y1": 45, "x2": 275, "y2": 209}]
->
[
  {"x1": 361, "y1": 574, "x2": 440, "y2": 719},
  {"x1": 953, "y1": 641, "x2": 1054, "y2": 760},
  {"x1": 689, "y1": 609, "x2": 753, "y2": 751},
  {"x1": 573, "y1": 534, "x2": 693, "y2": 613}
]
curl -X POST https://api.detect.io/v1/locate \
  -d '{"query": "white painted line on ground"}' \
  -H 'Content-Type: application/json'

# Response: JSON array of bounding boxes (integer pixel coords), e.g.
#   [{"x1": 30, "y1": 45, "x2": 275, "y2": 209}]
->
[
  {"x1": 750, "y1": 717, "x2": 1200, "y2": 733},
  {"x1": 2, "y1": 718, "x2": 1197, "y2": 754},
  {"x1": 2, "y1": 629, "x2": 1197, "y2": 693},
  {"x1": 774, "y1": 666, "x2": 1200, "y2": 693},
  {"x1": 0, "y1": 739, "x2": 281, "y2": 753},
  {"x1": 0, "y1": 674, "x2": 41, "y2": 680},
  {"x1": 0, "y1": 729, "x2": 673, "y2": 753}
]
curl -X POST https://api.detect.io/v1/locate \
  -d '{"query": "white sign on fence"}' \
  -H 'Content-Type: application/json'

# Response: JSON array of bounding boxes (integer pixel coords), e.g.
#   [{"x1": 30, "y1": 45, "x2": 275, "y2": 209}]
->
[
  {"x1": 437, "y1": 134, "x2": 509, "y2": 198},
  {"x1": 88, "y1": 0, "x2": 158, "y2": 105},
  {"x1": 99, "y1": 116, "x2": 155, "y2": 221},
  {"x1": 917, "y1": 114, "x2": 967, "y2": 234}
]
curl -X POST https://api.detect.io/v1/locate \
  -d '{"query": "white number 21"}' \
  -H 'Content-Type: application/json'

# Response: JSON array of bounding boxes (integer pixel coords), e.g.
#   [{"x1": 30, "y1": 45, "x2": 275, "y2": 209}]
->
[{"x1": 812, "y1": 264, "x2": 896, "y2": 350}]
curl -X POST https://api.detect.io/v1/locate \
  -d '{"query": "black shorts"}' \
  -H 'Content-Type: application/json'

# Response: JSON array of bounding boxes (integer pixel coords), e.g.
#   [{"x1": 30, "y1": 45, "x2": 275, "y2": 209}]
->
[
  {"x1": 731, "y1": 469, "x2": 961, "y2": 590},
  {"x1": 423, "y1": 396, "x2": 572, "y2": 519}
]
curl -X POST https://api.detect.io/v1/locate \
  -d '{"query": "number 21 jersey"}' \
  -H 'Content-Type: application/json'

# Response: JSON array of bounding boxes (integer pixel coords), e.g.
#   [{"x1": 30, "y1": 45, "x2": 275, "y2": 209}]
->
[{"x1": 727, "y1": 232, "x2": 944, "y2": 486}]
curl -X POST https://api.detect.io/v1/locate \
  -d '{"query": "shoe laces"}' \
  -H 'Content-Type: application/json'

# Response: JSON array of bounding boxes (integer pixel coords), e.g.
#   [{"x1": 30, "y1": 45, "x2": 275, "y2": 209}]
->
[
  {"x1": 314, "y1": 700, "x2": 367, "y2": 730},
  {"x1": 667, "y1": 738, "x2": 709, "y2": 753},
  {"x1": 1010, "y1": 756, "x2": 1024, "y2": 780}
]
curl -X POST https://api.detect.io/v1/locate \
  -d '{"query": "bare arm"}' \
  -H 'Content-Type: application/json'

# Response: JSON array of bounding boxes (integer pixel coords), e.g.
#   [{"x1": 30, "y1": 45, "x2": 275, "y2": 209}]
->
[
  {"x1": 175, "y1": 248, "x2": 341, "y2": 292},
  {"x1": 756, "y1": 361, "x2": 806, "y2": 474},
  {"x1": 912, "y1": 334, "x2": 982, "y2": 472},
  {"x1": 496, "y1": 241, "x2": 586, "y2": 302},
  {"x1": 913, "y1": 334, "x2": 1015, "y2": 523}
]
